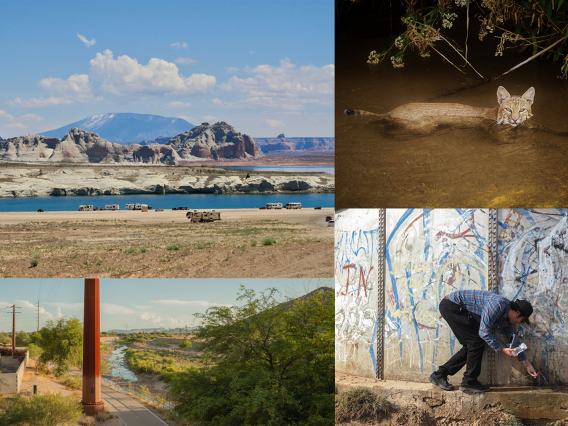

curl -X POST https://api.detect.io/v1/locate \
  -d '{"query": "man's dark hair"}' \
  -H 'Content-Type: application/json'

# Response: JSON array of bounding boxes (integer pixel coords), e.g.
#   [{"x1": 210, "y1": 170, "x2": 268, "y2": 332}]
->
[{"x1": 510, "y1": 301, "x2": 521, "y2": 313}]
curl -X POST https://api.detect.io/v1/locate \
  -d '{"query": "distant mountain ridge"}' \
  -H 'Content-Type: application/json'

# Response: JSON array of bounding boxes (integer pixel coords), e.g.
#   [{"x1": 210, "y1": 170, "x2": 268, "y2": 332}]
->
[
  {"x1": 253, "y1": 134, "x2": 334, "y2": 154},
  {"x1": 39, "y1": 112, "x2": 195, "y2": 143}
]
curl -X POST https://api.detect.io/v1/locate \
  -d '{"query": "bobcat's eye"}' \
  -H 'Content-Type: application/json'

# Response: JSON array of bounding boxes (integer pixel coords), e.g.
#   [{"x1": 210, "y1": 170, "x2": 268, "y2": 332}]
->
[
  {"x1": 520, "y1": 108, "x2": 525, "y2": 112},
  {"x1": 506, "y1": 108, "x2": 512, "y2": 113}
]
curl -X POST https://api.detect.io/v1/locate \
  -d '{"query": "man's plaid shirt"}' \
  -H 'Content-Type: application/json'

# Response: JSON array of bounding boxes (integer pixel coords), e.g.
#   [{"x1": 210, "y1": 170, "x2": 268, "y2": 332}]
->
[{"x1": 446, "y1": 289, "x2": 527, "y2": 361}]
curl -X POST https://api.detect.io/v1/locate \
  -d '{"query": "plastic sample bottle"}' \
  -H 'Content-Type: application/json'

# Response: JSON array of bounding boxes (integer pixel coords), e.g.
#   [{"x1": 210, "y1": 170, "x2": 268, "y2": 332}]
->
[{"x1": 512, "y1": 343, "x2": 527, "y2": 356}]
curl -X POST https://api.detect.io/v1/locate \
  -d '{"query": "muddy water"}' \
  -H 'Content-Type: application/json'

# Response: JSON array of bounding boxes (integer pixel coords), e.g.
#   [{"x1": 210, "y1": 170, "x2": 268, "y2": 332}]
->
[
  {"x1": 108, "y1": 345, "x2": 138, "y2": 382},
  {"x1": 336, "y1": 29, "x2": 568, "y2": 208}
]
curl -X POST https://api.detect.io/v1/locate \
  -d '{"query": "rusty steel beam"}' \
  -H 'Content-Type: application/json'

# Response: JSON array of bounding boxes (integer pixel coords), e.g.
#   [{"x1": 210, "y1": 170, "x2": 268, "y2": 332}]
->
[{"x1": 82, "y1": 278, "x2": 105, "y2": 416}]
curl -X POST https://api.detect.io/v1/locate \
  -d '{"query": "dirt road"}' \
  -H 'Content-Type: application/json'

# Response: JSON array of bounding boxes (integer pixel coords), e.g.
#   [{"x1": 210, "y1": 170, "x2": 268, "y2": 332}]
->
[{"x1": 0, "y1": 208, "x2": 334, "y2": 278}]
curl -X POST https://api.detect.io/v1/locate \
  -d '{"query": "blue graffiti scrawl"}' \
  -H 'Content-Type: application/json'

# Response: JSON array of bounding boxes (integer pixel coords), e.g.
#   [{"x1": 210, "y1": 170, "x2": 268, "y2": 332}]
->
[
  {"x1": 384, "y1": 209, "x2": 489, "y2": 380},
  {"x1": 335, "y1": 209, "x2": 380, "y2": 378},
  {"x1": 498, "y1": 209, "x2": 568, "y2": 385}
]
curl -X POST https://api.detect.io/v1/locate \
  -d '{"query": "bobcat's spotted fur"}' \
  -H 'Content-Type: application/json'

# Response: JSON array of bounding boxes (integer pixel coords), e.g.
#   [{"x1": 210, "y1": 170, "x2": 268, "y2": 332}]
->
[{"x1": 345, "y1": 86, "x2": 535, "y2": 130}]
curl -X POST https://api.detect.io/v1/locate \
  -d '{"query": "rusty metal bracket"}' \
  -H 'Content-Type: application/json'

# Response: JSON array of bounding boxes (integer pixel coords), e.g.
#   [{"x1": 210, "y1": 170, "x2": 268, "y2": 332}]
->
[{"x1": 377, "y1": 208, "x2": 386, "y2": 380}]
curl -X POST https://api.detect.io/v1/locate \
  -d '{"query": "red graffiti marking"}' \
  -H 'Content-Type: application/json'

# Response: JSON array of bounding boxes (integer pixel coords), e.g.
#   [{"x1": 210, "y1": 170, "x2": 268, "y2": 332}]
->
[
  {"x1": 341, "y1": 264, "x2": 356, "y2": 296},
  {"x1": 357, "y1": 266, "x2": 374, "y2": 297}
]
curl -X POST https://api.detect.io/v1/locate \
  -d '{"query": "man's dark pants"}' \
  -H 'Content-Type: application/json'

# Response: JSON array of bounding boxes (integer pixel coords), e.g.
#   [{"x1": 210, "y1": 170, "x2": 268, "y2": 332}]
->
[{"x1": 432, "y1": 298, "x2": 487, "y2": 385}]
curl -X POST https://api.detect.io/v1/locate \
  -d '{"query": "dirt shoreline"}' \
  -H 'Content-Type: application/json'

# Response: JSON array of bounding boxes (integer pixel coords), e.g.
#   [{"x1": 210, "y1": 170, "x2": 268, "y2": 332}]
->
[{"x1": 0, "y1": 208, "x2": 334, "y2": 278}]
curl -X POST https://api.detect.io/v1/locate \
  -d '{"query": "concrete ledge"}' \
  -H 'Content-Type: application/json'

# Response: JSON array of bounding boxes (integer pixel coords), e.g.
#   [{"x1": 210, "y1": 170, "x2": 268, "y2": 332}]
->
[{"x1": 336, "y1": 373, "x2": 568, "y2": 421}]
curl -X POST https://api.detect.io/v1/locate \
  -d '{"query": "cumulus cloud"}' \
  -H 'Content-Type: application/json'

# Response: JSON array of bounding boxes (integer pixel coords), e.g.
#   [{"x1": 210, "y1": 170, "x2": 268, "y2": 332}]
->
[
  {"x1": 139, "y1": 312, "x2": 162, "y2": 323},
  {"x1": 226, "y1": 67, "x2": 239, "y2": 73},
  {"x1": 56, "y1": 307, "x2": 63, "y2": 319},
  {"x1": 4, "y1": 122, "x2": 25, "y2": 129},
  {"x1": 220, "y1": 57, "x2": 334, "y2": 110},
  {"x1": 8, "y1": 74, "x2": 95, "y2": 108},
  {"x1": 77, "y1": 33, "x2": 96, "y2": 47},
  {"x1": 18, "y1": 114, "x2": 44, "y2": 123},
  {"x1": 54, "y1": 302, "x2": 84, "y2": 311},
  {"x1": 164, "y1": 101, "x2": 191, "y2": 108},
  {"x1": 175, "y1": 57, "x2": 198, "y2": 65},
  {"x1": 8, "y1": 96, "x2": 72, "y2": 108},
  {"x1": 264, "y1": 119, "x2": 285, "y2": 128},
  {"x1": 16, "y1": 299, "x2": 53, "y2": 319},
  {"x1": 101, "y1": 303, "x2": 136, "y2": 315},
  {"x1": 176, "y1": 115, "x2": 195, "y2": 123},
  {"x1": 0, "y1": 110, "x2": 14, "y2": 121},
  {"x1": 171, "y1": 42, "x2": 188, "y2": 49},
  {"x1": 90, "y1": 50, "x2": 216, "y2": 97},
  {"x1": 202, "y1": 115, "x2": 217, "y2": 122}
]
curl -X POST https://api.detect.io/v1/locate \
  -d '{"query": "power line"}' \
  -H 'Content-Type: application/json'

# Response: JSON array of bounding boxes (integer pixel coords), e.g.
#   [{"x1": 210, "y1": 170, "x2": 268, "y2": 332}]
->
[{"x1": 3, "y1": 305, "x2": 22, "y2": 356}]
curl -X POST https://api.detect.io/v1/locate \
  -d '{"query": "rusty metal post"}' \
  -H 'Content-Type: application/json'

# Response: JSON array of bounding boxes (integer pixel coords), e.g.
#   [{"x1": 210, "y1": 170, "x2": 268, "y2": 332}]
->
[{"x1": 82, "y1": 278, "x2": 105, "y2": 416}]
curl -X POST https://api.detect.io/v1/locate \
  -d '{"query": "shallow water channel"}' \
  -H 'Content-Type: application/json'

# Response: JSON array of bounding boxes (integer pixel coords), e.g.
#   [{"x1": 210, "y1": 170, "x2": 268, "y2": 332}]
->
[
  {"x1": 336, "y1": 18, "x2": 568, "y2": 208},
  {"x1": 107, "y1": 345, "x2": 138, "y2": 382}
]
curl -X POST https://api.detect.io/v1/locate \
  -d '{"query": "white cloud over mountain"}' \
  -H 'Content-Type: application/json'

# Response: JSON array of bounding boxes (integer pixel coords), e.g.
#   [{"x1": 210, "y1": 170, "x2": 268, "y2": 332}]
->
[{"x1": 90, "y1": 50, "x2": 216, "y2": 97}]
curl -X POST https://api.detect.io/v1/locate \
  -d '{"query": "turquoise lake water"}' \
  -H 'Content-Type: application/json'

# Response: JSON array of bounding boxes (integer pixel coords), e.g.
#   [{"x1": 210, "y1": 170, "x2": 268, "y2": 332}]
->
[{"x1": 0, "y1": 192, "x2": 334, "y2": 212}]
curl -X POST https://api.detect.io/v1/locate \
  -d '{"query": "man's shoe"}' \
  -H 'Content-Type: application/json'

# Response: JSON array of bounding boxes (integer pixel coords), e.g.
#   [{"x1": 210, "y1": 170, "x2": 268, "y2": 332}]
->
[
  {"x1": 459, "y1": 382, "x2": 490, "y2": 393},
  {"x1": 428, "y1": 373, "x2": 454, "y2": 391}
]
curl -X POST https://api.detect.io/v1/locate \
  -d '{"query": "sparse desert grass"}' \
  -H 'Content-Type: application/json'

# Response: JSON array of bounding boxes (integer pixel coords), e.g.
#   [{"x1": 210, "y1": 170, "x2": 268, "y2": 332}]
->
[
  {"x1": 262, "y1": 237, "x2": 276, "y2": 245},
  {"x1": 62, "y1": 374, "x2": 82, "y2": 390},
  {"x1": 335, "y1": 387, "x2": 391, "y2": 423},
  {"x1": 0, "y1": 214, "x2": 333, "y2": 278}
]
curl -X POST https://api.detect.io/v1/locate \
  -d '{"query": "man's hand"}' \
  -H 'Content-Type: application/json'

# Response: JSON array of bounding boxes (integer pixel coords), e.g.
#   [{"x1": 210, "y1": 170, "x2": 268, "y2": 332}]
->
[
  {"x1": 522, "y1": 359, "x2": 538, "y2": 378},
  {"x1": 501, "y1": 348, "x2": 517, "y2": 357}
]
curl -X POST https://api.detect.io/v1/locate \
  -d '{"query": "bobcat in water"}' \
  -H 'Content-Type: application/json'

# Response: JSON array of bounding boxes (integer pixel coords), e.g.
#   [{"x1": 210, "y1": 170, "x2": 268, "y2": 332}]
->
[{"x1": 345, "y1": 86, "x2": 535, "y2": 133}]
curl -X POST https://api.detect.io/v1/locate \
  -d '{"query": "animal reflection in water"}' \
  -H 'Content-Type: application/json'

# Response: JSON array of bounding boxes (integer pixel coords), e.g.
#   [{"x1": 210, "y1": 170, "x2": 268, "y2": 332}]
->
[{"x1": 343, "y1": 86, "x2": 568, "y2": 139}]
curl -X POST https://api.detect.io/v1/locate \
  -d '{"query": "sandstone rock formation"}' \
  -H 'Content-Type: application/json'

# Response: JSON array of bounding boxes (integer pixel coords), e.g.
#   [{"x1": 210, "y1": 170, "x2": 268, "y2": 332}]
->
[
  {"x1": 0, "y1": 122, "x2": 264, "y2": 164},
  {"x1": 0, "y1": 168, "x2": 334, "y2": 198},
  {"x1": 166, "y1": 122, "x2": 264, "y2": 161}
]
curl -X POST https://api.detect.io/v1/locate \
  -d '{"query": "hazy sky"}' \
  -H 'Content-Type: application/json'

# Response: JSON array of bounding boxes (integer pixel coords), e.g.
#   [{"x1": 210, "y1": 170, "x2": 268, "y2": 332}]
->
[
  {"x1": 0, "y1": 0, "x2": 333, "y2": 139},
  {"x1": 0, "y1": 278, "x2": 332, "y2": 332}
]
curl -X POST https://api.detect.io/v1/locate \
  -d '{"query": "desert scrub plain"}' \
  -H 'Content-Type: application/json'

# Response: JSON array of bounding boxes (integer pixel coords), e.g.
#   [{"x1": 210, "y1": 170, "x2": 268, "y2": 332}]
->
[{"x1": 0, "y1": 210, "x2": 333, "y2": 278}]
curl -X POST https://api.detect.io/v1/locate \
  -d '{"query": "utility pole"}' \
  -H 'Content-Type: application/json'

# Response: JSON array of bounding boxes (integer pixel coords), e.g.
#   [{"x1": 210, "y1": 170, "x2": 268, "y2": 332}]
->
[
  {"x1": 4, "y1": 305, "x2": 22, "y2": 356},
  {"x1": 36, "y1": 300, "x2": 40, "y2": 332}
]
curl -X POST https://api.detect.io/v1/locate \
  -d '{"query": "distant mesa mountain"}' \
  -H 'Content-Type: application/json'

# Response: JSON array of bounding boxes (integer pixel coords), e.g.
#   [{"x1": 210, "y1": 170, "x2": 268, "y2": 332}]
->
[
  {"x1": 254, "y1": 134, "x2": 334, "y2": 154},
  {"x1": 39, "y1": 113, "x2": 195, "y2": 143},
  {"x1": 0, "y1": 122, "x2": 264, "y2": 164}
]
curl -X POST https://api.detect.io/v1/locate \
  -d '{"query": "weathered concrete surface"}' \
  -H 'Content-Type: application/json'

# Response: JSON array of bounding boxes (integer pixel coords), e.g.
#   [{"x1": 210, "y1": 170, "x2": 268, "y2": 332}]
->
[
  {"x1": 335, "y1": 209, "x2": 380, "y2": 378},
  {"x1": 336, "y1": 372, "x2": 568, "y2": 421}
]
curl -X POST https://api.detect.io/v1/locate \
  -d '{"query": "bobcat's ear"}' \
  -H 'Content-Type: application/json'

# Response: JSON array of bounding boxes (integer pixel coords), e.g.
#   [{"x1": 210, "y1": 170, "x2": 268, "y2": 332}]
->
[
  {"x1": 497, "y1": 86, "x2": 511, "y2": 105},
  {"x1": 522, "y1": 87, "x2": 535, "y2": 105}
]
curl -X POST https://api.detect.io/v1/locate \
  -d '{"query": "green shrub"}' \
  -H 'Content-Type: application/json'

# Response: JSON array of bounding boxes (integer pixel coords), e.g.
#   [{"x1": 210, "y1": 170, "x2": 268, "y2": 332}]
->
[
  {"x1": 28, "y1": 343, "x2": 43, "y2": 360},
  {"x1": 166, "y1": 244, "x2": 181, "y2": 251},
  {"x1": 261, "y1": 237, "x2": 276, "y2": 246},
  {"x1": 101, "y1": 360, "x2": 111, "y2": 375},
  {"x1": 62, "y1": 375, "x2": 82, "y2": 390},
  {"x1": 196, "y1": 242, "x2": 206, "y2": 249},
  {"x1": 140, "y1": 247, "x2": 147, "y2": 253},
  {"x1": 250, "y1": 240, "x2": 257, "y2": 247},
  {"x1": 335, "y1": 387, "x2": 390, "y2": 423},
  {"x1": 0, "y1": 393, "x2": 83, "y2": 426},
  {"x1": 125, "y1": 247, "x2": 136, "y2": 254},
  {"x1": 30, "y1": 259, "x2": 39, "y2": 268},
  {"x1": 179, "y1": 340, "x2": 192, "y2": 350}
]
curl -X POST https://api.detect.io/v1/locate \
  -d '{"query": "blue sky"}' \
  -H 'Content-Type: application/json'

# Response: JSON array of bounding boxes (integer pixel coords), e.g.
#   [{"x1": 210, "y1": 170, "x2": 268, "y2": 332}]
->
[
  {"x1": 0, "y1": 278, "x2": 332, "y2": 332},
  {"x1": 0, "y1": 0, "x2": 334, "y2": 139}
]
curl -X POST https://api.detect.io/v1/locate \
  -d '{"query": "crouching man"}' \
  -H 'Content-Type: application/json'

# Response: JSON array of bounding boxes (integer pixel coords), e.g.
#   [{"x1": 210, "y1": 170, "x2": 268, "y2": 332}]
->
[{"x1": 428, "y1": 289, "x2": 538, "y2": 393}]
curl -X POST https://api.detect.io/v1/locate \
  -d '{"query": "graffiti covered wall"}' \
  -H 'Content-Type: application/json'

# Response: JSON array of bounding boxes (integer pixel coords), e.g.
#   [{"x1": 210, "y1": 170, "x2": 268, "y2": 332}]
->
[
  {"x1": 496, "y1": 209, "x2": 568, "y2": 385},
  {"x1": 335, "y1": 209, "x2": 380, "y2": 377},
  {"x1": 384, "y1": 209, "x2": 490, "y2": 382}
]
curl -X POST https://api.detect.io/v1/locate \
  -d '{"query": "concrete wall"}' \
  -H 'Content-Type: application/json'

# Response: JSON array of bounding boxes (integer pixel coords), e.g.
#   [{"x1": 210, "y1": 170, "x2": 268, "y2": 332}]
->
[
  {"x1": 495, "y1": 209, "x2": 568, "y2": 386},
  {"x1": 0, "y1": 351, "x2": 29, "y2": 394},
  {"x1": 384, "y1": 209, "x2": 490, "y2": 382},
  {"x1": 335, "y1": 209, "x2": 380, "y2": 378},
  {"x1": 335, "y1": 208, "x2": 568, "y2": 386}
]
